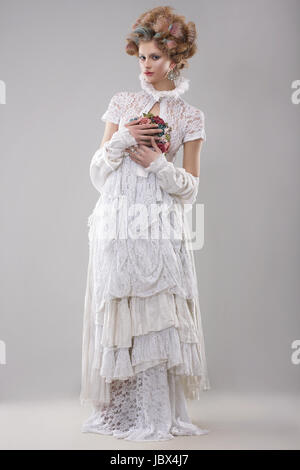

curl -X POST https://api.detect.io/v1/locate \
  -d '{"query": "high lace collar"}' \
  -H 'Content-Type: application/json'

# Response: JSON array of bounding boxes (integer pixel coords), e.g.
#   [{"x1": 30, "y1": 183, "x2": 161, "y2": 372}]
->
[{"x1": 139, "y1": 71, "x2": 190, "y2": 101}]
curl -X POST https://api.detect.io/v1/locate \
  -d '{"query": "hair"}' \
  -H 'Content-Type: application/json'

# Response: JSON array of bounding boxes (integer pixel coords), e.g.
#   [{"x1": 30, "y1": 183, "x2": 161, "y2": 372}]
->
[{"x1": 125, "y1": 5, "x2": 197, "y2": 72}]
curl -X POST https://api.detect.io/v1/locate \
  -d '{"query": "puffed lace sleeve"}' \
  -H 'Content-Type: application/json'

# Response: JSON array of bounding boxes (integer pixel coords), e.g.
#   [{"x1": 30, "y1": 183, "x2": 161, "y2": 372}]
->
[
  {"x1": 182, "y1": 107, "x2": 206, "y2": 143},
  {"x1": 90, "y1": 91, "x2": 137, "y2": 193},
  {"x1": 101, "y1": 92, "x2": 124, "y2": 124}
]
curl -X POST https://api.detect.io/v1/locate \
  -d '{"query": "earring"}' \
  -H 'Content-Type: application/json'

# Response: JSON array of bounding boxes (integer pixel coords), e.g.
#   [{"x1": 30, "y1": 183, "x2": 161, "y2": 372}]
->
[{"x1": 167, "y1": 68, "x2": 180, "y2": 81}]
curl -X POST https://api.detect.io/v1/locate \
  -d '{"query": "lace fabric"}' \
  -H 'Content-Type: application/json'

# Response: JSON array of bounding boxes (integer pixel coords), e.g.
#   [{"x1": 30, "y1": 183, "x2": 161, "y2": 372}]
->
[
  {"x1": 100, "y1": 74, "x2": 206, "y2": 164},
  {"x1": 82, "y1": 362, "x2": 209, "y2": 442},
  {"x1": 81, "y1": 74, "x2": 210, "y2": 441}
]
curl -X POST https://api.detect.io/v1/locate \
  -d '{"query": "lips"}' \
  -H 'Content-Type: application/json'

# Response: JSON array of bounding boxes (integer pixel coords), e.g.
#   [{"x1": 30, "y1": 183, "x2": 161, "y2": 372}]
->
[{"x1": 145, "y1": 72, "x2": 153, "y2": 75}]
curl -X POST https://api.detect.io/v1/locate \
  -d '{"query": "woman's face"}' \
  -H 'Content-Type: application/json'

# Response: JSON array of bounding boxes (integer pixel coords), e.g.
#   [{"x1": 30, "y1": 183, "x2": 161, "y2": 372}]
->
[{"x1": 138, "y1": 40, "x2": 175, "y2": 83}]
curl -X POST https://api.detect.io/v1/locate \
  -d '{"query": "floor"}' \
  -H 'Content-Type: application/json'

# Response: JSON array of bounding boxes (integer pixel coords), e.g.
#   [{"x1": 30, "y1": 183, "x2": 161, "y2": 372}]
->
[{"x1": 0, "y1": 391, "x2": 299, "y2": 449}]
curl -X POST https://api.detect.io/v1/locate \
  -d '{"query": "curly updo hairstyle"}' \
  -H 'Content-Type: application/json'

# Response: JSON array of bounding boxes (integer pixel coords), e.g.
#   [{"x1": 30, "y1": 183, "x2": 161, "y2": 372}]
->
[{"x1": 125, "y1": 5, "x2": 197, "y2": 74}]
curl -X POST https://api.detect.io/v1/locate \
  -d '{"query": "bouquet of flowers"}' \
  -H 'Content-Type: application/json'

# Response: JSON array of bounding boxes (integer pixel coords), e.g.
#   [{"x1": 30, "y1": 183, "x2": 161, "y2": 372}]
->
[{"x1": 129, "y1": 112, "x2": 172, "y2": 154}]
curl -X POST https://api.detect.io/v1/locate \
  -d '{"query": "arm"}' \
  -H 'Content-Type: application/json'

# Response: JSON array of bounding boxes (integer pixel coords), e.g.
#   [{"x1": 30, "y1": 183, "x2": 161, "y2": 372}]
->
[
  {"x1": 143, "y1": 108, "x2": 206, "y2": 205},
  {"x1": 89, "y1": 91, "x2": 136, "y2": 193},
  {"x1": 90, "y1": 122, "x2": 137, "y2": 193}
]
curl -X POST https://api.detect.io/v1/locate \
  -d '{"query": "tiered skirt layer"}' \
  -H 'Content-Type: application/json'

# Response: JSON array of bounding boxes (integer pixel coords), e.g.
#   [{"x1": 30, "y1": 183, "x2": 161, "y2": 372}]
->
[{"x1": 81, "y1": 290, "x2": 210, "y2": 409}]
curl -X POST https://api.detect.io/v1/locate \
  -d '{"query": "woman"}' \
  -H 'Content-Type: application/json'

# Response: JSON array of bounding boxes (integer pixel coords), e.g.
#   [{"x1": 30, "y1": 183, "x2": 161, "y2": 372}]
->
[{"x1": 80, "y1": 6, "x2": 211, "y2": 441}]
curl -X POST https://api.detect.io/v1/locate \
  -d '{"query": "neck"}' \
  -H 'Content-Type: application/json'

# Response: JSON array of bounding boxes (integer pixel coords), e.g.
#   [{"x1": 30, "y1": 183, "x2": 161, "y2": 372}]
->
[{"x1": 150, "y1": 77, "x2": 176, "y2": 92}]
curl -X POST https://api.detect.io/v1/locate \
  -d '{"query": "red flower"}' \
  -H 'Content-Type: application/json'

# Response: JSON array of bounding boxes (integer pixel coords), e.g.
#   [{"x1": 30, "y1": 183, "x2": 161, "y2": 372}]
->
[
  {"x1": 157, "y1": 141, "x2": 170, "y2": 153},
  {"x1": 134, "y1": 113, "x2": 172, "y2": 154},
  {"x1": 152, "y1": 116, "x2": 165, "y2": 125}
]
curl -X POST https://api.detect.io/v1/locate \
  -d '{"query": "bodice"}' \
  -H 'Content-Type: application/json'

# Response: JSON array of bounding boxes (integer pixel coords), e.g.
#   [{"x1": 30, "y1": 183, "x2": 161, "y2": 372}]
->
[{"x1": 101, "y1": 72, "x2": 206, "y2": 167}]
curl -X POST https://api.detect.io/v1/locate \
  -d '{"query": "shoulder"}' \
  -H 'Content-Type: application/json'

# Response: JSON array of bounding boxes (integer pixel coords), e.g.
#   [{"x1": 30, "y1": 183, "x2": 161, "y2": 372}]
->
[
  {"x1": 180, "y1": 98, "x2": 205, "y2": 121},
  {"x1": 110, "y1": 90, "x2": 139, "y2": 100},
  {"x1": 111, "y1": 90, "x2": 134, "y2": 97},
  {"x1": 101, "y1": 90, "x2": 142, "y2": 124},
  {"x1": 107, "y1": 90, "x2": 141, "y2": 109},
  {"x1": 107, "y1": 90, "x2": 132, "y2": 103},
  {"x1": 179, "y1": 98, "x2": 206, "y2": 143}
]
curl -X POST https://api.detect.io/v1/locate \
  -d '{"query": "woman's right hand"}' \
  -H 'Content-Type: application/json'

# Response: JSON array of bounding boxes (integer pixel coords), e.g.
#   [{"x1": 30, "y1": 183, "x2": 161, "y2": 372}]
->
[{"x1": 124, "y1": 118, "x2": 162, "y2": 147}]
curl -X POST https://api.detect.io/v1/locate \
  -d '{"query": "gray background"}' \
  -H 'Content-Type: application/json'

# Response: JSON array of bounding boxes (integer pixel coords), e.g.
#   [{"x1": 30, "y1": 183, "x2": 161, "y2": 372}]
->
[{"x1": 0, "y1": 0, "x2": 299, "y2": 405}]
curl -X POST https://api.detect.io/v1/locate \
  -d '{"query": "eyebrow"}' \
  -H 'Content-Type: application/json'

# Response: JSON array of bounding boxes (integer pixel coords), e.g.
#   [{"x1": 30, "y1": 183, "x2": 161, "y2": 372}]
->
[{"x1": 139, "y1": 52, "x2": 160, "y2": 56}]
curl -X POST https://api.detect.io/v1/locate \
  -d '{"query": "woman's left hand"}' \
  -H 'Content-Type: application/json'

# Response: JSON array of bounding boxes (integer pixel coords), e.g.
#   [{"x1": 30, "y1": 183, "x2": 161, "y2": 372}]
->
[{"x1": 126, "y1": 137, "x2": 163, "y2": 168}]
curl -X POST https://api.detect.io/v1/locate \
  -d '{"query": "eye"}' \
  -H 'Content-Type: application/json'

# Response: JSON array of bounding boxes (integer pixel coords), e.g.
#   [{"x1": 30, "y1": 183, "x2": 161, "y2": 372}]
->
[{"x1": 139, "y1": 55, "x2": 160, "y2": 60}]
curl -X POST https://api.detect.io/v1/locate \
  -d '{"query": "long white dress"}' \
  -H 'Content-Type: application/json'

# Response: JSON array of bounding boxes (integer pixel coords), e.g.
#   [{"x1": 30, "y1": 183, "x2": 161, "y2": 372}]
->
[{"x1": 80, "y1": 72, "x2": 211, "y2": 441}]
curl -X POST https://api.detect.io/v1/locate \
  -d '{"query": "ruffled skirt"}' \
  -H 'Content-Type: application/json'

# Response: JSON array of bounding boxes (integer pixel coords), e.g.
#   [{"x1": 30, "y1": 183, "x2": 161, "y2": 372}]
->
[
  {"x1": 80, "y1": 271, "x2": 211, "y2": 441},
  {"x1": 80, "y1": 166, "x2": 211, "y2": 441}
]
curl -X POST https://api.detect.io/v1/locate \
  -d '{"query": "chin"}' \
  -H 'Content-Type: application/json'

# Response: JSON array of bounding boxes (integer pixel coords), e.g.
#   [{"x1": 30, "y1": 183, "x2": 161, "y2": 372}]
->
[{"x1": 144, "y1": 74, "x2": 155, "y2": 80}]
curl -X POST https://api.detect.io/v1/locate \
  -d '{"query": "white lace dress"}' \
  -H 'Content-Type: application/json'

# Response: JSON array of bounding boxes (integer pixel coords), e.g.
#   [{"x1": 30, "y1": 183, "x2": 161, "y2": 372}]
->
[{"x1": 80, "y1": 72, "x2": 211, "y2": 441}]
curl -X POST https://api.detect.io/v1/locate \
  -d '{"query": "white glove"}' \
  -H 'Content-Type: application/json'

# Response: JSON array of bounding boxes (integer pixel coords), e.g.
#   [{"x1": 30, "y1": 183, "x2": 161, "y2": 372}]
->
[
  {"x1": 143, "y1": 153, "x2": 199, "y2": 205},
  {"x1": 90, "y1": 126, "x2": 137, "y2": 193}
]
